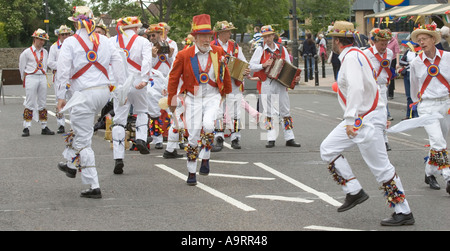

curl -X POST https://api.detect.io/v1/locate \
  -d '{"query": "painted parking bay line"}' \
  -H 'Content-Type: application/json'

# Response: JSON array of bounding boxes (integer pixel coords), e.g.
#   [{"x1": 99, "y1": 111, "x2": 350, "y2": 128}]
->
[
  {"x1": 254, "y1": 162, "x2": 342, "y2": 207},
  {"x1": 155, "y1": 164, "x2": 256, "y2": 212}
]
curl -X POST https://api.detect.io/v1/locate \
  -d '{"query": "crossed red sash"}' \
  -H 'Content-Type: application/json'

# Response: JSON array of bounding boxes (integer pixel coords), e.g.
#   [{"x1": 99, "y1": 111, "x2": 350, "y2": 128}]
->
[
  {"x1": 337, "y1": 48, "x2": 379, "y2": 129},
  {"x1": 118, "y1": 34, "x2": 141, "y2": 71},
  {"x1": 71, "y1": 34, "x2": 109, "y2": 80},
  {"x1": 368, "y1": 47, "x2": 392, "y2": 84},
  {"x1": 197, "y1": 53, "x2": 217, "y2": 88},
  {"x1": 23, "y1": 46, "x2": 47, "y2": 87},
  {"x1": 417, "y1": 50, "x2": 450, "y2": 99}
]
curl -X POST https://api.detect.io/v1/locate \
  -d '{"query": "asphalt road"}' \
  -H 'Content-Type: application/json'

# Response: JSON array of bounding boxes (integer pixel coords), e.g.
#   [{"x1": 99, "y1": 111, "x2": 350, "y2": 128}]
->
[{"x1": 0, "y1": 83, "x2": 449, "y2": 235}]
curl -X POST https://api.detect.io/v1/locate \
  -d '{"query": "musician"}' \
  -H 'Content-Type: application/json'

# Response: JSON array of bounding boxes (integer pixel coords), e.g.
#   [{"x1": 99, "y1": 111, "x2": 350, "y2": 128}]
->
[
  {"x1": 211, "y1": 20, "x2": 250, "y2": 151},
  {"x1": 249, "y1": 25, "x2": 301, "y2": 148},
  {"x1": 410, "y1": 24, "x2": 450, "y2": 194},
  {"x1": 19, "y1": 28, "x2": 55, "y2": 137},
  {"x1": 110, "y1": 16, "x2": 152, "y2": 174},
  {"x1": 320, "y1": 21, "x2": 414, "y2": 226},
  {"x1": 167, "y1": 14, "x2": 232, "y2": 185},
  {"x1": 363, "y1": 28, "x2": 394, "y2": 151},
  {"x1": 48, "y1": 25, "x2": 74, "y2": 134},
  {"x1": 55, "y1": 6, "x2": 127, "y2": 198}
]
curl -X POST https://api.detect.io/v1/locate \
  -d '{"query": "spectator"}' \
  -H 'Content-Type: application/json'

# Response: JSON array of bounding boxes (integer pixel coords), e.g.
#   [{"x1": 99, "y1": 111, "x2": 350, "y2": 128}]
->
[
  {"x1": 303, "y1": 33, "x2": 316, "y2": 80},
  {"x1": 387, "y1": 30, "x2": 400, "y2": 99}
]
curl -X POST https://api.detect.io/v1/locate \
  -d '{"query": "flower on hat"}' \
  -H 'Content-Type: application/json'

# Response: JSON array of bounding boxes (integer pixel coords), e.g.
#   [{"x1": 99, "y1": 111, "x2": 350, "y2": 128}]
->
[
  {"x1": 32, "y1": 28, "x2": 49, "y2": 41},
  {"x1": 371, "y1": 28, "x2": 392, "y2": 41},
  {"x1": 415, "y1": 23, "x2": 437, "y2": 32}
]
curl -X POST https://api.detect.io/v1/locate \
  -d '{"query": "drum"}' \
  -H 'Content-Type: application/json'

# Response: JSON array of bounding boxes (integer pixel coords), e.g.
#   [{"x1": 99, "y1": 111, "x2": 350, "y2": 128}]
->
[
  {"x1": 265, "y1": 58, "x2": 301, "y2": 89},
  {"x1": 227, "y1": 56, "x2": 249, "y2": 82}
]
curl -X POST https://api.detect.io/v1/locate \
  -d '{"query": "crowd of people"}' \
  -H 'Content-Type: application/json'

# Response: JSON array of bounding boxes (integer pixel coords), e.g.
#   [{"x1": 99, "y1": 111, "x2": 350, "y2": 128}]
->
[{"x1": 17, "y1": 5, "x2": 450, "y2": 226}]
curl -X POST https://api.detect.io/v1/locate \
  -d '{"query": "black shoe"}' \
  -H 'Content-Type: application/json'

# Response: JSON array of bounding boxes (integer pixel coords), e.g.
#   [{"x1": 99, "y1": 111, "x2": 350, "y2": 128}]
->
[
  {"x1": 286, "y1": 139, "x2": 301, "y2": 147},
  {"x1": 199, "y1": 159, "x2": 210, "y2": 175},
  {"x1": 187, "y1": 172, "x2": 197, "y2": 186},
  {"x1": 114, "y1": 159, "x2": 124, "y2": 174},
  {"x1": 231, "y1": 139, "x2": 241, "y2": 149},
  {"x1": 57, "y1": 125, "x2": 65, "y2": 134},
  {"x1": 266, "y1": 141, "x2": 275, "y2": 148},
  {"x1": 380, "y1": 212, "x2": 415, "y2": 226},
  {"x1": 211, "y1": 137, "x2": 224, "y2": 152},
  {"x1": 41, "y1": 127, "x2": 55, "y2": 135},
  {"x1": 155, "y1": 142, "x2": 163, "y2": 149},
  {"x1": 22, "y1": 128, "x2": 30, "y2": 137},
  {"x1": 385, "y1": 142, "x2": 391, "y2": 151},
  {"x1": 337, "y1": 189, "x2": 369, "y2": 212},
  {"x1": 163, "y1": 150, "x2": 183, "y2": 159},
  {"x1": 425, "y1": 175, "x2": 440, "y2": 190},
  {"x1": 57, "y1": 162, "x2": 76, "y2": 178},
  {"x1": 80, "y1": 188, "x2": 102, "y2": 199},
  {"x1": 135, "y1": 139, "x2": 150, "y2": 154}
]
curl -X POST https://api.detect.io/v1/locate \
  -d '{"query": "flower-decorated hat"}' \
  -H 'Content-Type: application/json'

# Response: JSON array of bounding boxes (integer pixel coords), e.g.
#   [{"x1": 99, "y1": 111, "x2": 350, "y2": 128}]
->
[
  {"x1": 370, "y1": 28, "x2": 392, "y2": 41},
  {"x1": 191, "y1": 14, "x2": 214, "y2": 35},
  {"x1": 54, "y1": 25, "x2": 74, "y2": 36},
  {"x1": 32, "y1": 28, "x2": 49, "y2": 41},
  {"x1": 327, "y1": 21, "x2": 357, "y2": 38},
  {"x1": 214, "y1": 21, "x2": 237, "y2": 33},
  {"x1": 411, "y1": 23, "x2": 441, "y2": 44},
  {"x1": 260, "y1": 25, "x2": 275, "y2": 37},
  {"x1": 68, "y1": 6, "x2": 94, "y2": 22},
  {"x1": 158, "y1": 22, "x2": 171, "y2": 32},
  {"x1": 116, "y1": 16, "x2": 143, "y2": 30},
  {"x1": 146, "y1": 24, "x2": 164, "y2": 33}
]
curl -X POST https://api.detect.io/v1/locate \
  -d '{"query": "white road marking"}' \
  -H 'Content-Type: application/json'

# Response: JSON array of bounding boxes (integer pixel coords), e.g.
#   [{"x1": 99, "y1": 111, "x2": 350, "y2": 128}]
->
[
  {"x1": 254, "y1": 162, "x2": 342, "y2": 207},
  {"x1": 155, "y1": 164, "x2": 256, "y2": 212},
  {"x1": 155, "y1": 155, "x2": 248, "y2": 165},
  {"x1": 304, "y1": 225, "x2": 364, "y2": 231},
  {"x1": 208, "y1": 173, "x2": 275, "y2": 180},
  {"x1": 246, "y1": 195, "x2": 313, "y2": 203}
]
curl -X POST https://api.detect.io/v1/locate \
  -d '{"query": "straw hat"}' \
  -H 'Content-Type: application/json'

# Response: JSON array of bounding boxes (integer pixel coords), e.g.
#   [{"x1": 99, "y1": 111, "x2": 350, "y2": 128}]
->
[
  {"x1": 116, "y1": 16, "x2": 143, "y2": 30},
  {"x1": 68, "y1": 6, "x2": 94, "y2": 22},
  {"x1": 370, "y1": 28, "x2": 392, "y2": 41},
  {"x1": 146, "y1": 23, "x2": 164, "y2": 33},
  {"x1": 54, "y1": 25, "x2": 74, "y2": 36},
  {"x1": 190, "y1": 14, "x2": 214, "y2": 36},
  {"x1": 32, "y1": 28, "x2": 49, "y2": 41},
  {"x1": 214, "y1": 21, "x2": 237, "y2": 33},
  {"x1": 327, "y1": 21, "x2": 357, "y2": 38},
  {"x1": 411, "y1": 24, "x2": 441, "y2": 44},
  {"x1": 260, "y1": 25, "x2": 276, "y2": 37}
]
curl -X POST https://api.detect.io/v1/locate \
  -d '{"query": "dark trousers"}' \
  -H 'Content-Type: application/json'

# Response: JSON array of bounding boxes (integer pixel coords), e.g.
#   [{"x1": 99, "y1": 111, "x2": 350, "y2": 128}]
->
[{"x1": 388, "y1": 59, "x2": 396, "y2": 98}]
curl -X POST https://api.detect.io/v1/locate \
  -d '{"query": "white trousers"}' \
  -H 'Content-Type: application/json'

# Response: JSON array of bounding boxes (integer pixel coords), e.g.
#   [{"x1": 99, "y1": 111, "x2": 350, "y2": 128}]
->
[
  {"x1": 23, "y1": 74, "x2": 48, "y2": 129},
  {"x1": 216, "y1": 83, "x2": 243, "y2": 141},
  {"x1": 147, "y1": 77, "x2": 165, "y2": 144},
  {"x1": 185, "y1": 91, "x2": 221, "y2": 173},
  {"x1": 260, "y1": 79, "x2": 295, "y2": 141},
  {"x1": 112, "y1": 79, "x2": 149, "y2": 160},
  {"x1": 63, "y1": 86, "x2": 110, "y2": 189},
  {"x1": 418, "y1": 98, "x2": 450, "y2": 181},
  {"x1": 320, "y1": 107, "x2": 411, "y2": 214},
  {"x1": 166, "y1": 98, "x2": 185, "y2": 152}
]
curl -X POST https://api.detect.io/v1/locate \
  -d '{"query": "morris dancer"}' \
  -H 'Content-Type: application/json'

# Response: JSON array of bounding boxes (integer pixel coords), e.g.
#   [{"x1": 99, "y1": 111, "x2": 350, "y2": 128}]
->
[
  {"x1": 48, "y1": 25, "x2": 74, "y2": 134},
  {"x1": 19, "y1": 28, "x2": 55, "y2": 137},
  {"x1": 167, "y1": 14, "x2": 232, "y2": 185},
  {"x1": 364, "y1": 28, "x2": 394, "y2": 151},
  {"x1": 56, "y1": 6, "x2": 126, "y2": 198},
  {"x1": 320, "y1": 21, "x2": 414, "y2": 226},
  {"x1": 110, "y1": 16, "x2": 152, "y2": 174},
  {"x1": 410, "y1": 24, "x2": 450, "y2": 193},
  {"x1": 249, "y1": 25, "x2": 300, "y2": 148},
  {"x1": 211, "y1": 20, "x2": 249, "y2": 151}
]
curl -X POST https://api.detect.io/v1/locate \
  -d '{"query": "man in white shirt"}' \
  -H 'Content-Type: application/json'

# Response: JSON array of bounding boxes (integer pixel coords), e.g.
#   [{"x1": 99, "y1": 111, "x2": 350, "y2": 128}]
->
[
  {"x1": 320, "y1": 21, "x2": 414, "y2": 226},
  {"x1": 364, "y1": 28, "x2": 394, "y2": 151},
  {"x1": 110, "y1": 16, "x2": 152, "y2": 175},
  {"x1": 48, "y1": 25, "x2": 73, "y2": 134},
  {"x1": 211, "y1": 20, "x2": 250, "y2": 151},
  {"x1": 249, "y1": 25, "x2": 300, "y2": 148},
  {"x1": 55, "y1": 6, "x2": 127, "y2": 198},
  {"x1": 19, "y1": 28, "x2": 55, "y2": 137},
  {"x1": 410, "y1": 24, "x2": 450, "y2": 194}
]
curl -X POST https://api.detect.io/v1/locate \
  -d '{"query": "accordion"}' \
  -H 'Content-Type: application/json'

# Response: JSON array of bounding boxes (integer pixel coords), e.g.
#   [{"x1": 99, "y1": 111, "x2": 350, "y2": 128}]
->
[
  {"x1": 226, "y1": 56, "x2": 249, "y2": 82},
  {"x1": 265, "y1": 58, "x2": 301, "y2": 89}
]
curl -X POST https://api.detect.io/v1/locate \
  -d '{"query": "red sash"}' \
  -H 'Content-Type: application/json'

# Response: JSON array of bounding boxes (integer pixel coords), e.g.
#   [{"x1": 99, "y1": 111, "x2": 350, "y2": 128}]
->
[
  {"x1": 368, "y1": 47, "x2": 392, "y2": 84},
  {"x1": 118, "y1": 34, "x2": 142, "y2": 71},
  {"x1": 337, "y1": 48, "x2": 379, "y2": 128},
  {"x1": 71, "y1": 34, "x2": 109, "y2": 80},
  {"x1": 23, "y1": 47, "x2": 46, "y2": 87},
  {"x1": 417, "y1": 50, "x2": 450, "y2": 99},
  {"x1": 154, "y1": 53, "x2": 171, "y2": 70},
  {"x1": 253, "y1": 44, "x2": 286, "y2": 82},
  {"x1": 198, "y1": 53, "x2": 217, "y2": 88}
]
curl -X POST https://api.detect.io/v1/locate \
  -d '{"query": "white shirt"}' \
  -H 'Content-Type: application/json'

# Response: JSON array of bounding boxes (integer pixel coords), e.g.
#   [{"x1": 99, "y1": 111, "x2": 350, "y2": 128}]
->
[
  {"x1": 410, "y1": 49, "x2": 450, "y2": 102},
  {"x1": 18, "y1": 45, "x2": 48, "y2": 80},
  {"x1": 48, "y1": 40, "x2": 63, "y2": 71},
  {"x1": 55, "y1": 28, "x2": 127, "y2": 99},
  {"x1": 194, "y1": 44, "x2": 218, "y2": 97},
  {"x1": 364, "y1": 46, "x2": 393, "y2": 86},
  {"x1": 110, "y1": 29, "x2": 153, "y2": 83},
  {"x1": 337, "y1": 46, "x2": 382, "y2": 126},
  {"x1": 249, "y1": 43, "x2": 291, "y2": 74}
]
